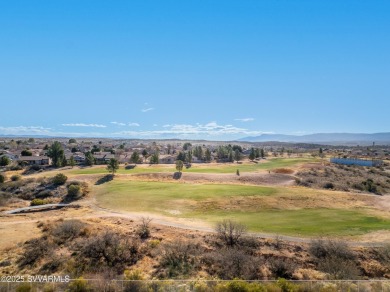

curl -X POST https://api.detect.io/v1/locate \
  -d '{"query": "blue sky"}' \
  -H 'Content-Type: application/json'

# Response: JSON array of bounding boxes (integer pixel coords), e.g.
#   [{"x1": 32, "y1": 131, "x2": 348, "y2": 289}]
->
[{"x1": 0, "y1": 0, "x2": 389, "y2": 140}]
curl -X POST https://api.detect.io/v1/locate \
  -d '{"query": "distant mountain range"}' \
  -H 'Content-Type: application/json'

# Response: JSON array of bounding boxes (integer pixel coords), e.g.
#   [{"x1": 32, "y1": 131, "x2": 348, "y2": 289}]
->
[{"x1": 238, "y1": 133, "x2": 390, "y2": 145}]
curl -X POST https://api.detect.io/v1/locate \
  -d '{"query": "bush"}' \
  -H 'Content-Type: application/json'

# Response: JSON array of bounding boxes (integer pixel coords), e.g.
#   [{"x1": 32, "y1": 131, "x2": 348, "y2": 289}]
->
[
  {"x1": 35, "y1": 190, "x2": 53, "y2": 199},
  {"x1": 0, "y1": 173, "x2": 5, "y2": 184},
  {"x1": 78, "y1": 231, "x2": 140, "y2": 273},
  {"x1": 318, "y1": 255, "x2": 360, "y2": 279},
  {"x1": 52, "y1": 173, "x2": 68, "y2": 185},
  {"x1": 67, "y1": 277, "x2": 92, "y2": 292},
  {"x1": 309, "y1": 238, "x2": 355, "y2": 261},
  {"x1": 159, "y1": 240, "x2": 199, "y2": 278},
  {"x1": 18, "y1": 238, "x2": 52, "y2": 267},
  {"x1": 215, "y1": 219, "x2": 247, "y2": 247},
  {"x1": 207, "y1": 248, "x2": 260, "y2": 280},
  {"x1": 11, "y1": 174, "x2": 21, "y2": 181},
  {"x1": 67, "y1": 184, "x2": 81, "y2": 199},
  {"x1": 51, "y1": 220, "x2": 86, "y2": 244},
  {"x1": 31, "y1": 198, "x2": 48, "y2": 206},
  {"x1": 136, "y1": 217, "x2": 152, "y2": 239},
  {"x1": 268, "y1": 257, "x2": 296, "y2": 279},
  {"x1": 323, "y1": 182, "x2": 334, "y2": 189}
]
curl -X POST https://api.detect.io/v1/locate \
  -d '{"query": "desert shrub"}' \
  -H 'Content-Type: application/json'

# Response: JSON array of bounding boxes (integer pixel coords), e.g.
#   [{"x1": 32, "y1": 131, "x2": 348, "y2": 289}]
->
[
  {"x1": 52, "y1": 173, "x2": 68, "y2": 185},
  {"x1": 30, "y1": 164, "x2": 41, "y2": 171},
  {"x1": 78, "y1": 231, "x2": 140, "y2": 273},
  {"x1": 158, "y1": 240, "x2": 200, "y2": 278},
  {"x1": 374, "y1": 244, "x2": 390, "y2": 267},
  {"x1": 318, "y1": 255, "x2": 360, "y2": 279},
  {"x1": 309, "y1": 238, "x2": 358, "y2": 279},
  {"x1": 19, "y1": 238, "x2": 53, "y2": 267},
  {"x1": 11, "y1": 174, "x2": 21, "y2": 181},
  {"x1": 51, "y1": 219, "x2": 86, "y2": 244},
  {"x1": 149, "y1": 239, "x2": 161, "y2": 249},
  {"x1": 67, "y1": 184, "x2": 81, "y2": 199},
  {"x1": 277, "y1": 278, "x2": 300, "y2": 292},
  {"x1": 0, "y1": 173, "x2": 5, "y2": 184},
  {"x1": 309, "y1": 238, "x2": 355, "y2": 260},
  {"x1": 39, "y1": 255, "x2": 64, "y2": 274},
  {"x1": 31, "y1": 198, "x2": 48, "y2": 206},
  {"x1": 15, "y1": 283, "x2": 32, "y2": 292},
  {"x1": 215, "y1": 219, "x2": 247, "y2": 247},
  {"x1": 323, "y1": 182, "x2": 334, "y2": 189},
  {"x1": 136, "y1": 217, "x2": 152, "y2": 239},
  {"x1": 268, "y1": 257, "x2": 296, "y2": 279},
  {"x1": 215, "y1": 279, "x2": 267, "y2": 292},
  {"x1": 10, "y1": 164, "x2": 23, "y2": 171},
  {"x1": 35, "y1": 190, "x2": 53, "y2": 199},
  {"x1": 67, "y1": 277, "x2": 92, "y2": 292},
  {"x1": 206, "y1": 248, "x2": 260, "y2": 280}
]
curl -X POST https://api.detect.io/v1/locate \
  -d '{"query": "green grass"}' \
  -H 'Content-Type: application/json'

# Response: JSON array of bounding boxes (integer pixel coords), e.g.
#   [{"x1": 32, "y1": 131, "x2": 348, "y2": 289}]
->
[
  {"x1": 95, "y1": 180, "x2": 390, "y2": 236},
  {"x1": 190, "y1": 209, "x2": 390, "y2": 236},
  {"x1": 69, "y1": 158, "x2": 313, "y2": 175}
]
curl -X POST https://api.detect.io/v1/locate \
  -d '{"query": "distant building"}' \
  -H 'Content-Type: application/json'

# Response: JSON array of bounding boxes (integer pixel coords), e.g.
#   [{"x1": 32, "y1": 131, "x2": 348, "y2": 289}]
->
[{"x1": 18, "y1": 156, "x2": 51, "y2": 165}]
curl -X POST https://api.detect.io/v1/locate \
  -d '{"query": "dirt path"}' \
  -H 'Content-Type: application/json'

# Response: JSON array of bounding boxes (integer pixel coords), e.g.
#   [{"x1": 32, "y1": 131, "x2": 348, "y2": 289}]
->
[{"x1": 2, "y1": 199, "x2": 387, "y2": 247}]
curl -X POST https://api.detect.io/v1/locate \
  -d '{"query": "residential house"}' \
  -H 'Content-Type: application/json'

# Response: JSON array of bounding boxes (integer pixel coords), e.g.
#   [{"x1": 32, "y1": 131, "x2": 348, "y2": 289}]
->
[{"x1": 18, "y1": 156, "x2": 51, "y2": 165}]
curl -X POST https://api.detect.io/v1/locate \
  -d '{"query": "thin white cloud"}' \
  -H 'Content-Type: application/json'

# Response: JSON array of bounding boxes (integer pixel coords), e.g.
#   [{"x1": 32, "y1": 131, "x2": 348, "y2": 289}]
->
[
  {"x1": 111, "y1": 122, "x2": 126, "y2": 126},
  {"x1": 235, "y1": 118, "x2": 255, "y2": 122},
  {"x1": 128, "y1": 123, "x2": 140, "y2": 127},
  {"x1": 0, "y1": 126, "x2": 52, "y2": 135},
  {"x1": 62, "y1": 123, "x2": 107, "y2": 128},
  {"x1": 141, "y1": 107, "x2": 154, "y2": 112},
  {"x1": 114, "y1": 122, "x2": 271, "y2": 139}
]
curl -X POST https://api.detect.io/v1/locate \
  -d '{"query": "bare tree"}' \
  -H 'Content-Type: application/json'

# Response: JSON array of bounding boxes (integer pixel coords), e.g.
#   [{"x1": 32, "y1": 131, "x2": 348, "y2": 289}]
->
[
  {"x1": 137, "y1": 217, "x2": 152, "y2": 239},
  {"x1": 215, "y1": 220, "x2": 247, "y2": 247}
]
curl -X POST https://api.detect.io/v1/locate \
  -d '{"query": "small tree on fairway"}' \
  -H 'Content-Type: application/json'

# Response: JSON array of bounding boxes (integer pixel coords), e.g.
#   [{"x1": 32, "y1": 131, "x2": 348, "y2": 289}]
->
[
  {"x1": 107, "y1": 158, "x2": 119, "y2": 175},
  {"x1": 130, "y1": 151, "x2": 140, "y2": 164},
  {"x1": 205, "y1": 148, "x2": 211, "y2": 162},
  {"x1": 176, "y1": 160, "x2": 184, "y2": 173},
  {"x1": 249, "y1": 148, "x2": 255, "y2": 161},
  {"x1": 150, "y1": 153, "x2": 159, "y2": 164},
  {"x1": 234, "y1": 149, "x2": 241, "y2": 163},
  {"x1": 69, "y1": 155, "x2": 76, "y2": 168},
  {"x1": 236, "y1": 169, "x2": 240, "y2": 176}
]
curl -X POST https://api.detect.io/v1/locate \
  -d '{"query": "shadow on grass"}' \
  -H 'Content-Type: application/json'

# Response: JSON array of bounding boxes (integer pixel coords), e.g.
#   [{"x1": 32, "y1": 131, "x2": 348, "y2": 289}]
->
[
  {"x1": 95, "y1": 174, "x2": 114, "y2": 185},
  {"x1": 125, "y1": 165, "x2": 137, "y2": 170},
  {"x1": 173, "y1": 172, "x2": 182, "y2": 180}
]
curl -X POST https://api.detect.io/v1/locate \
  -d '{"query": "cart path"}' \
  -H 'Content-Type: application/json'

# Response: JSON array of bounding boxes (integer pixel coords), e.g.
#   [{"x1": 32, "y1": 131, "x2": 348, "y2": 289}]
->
[{"x1": 1, "y1": 200, "x2": 386, "y2": 247}]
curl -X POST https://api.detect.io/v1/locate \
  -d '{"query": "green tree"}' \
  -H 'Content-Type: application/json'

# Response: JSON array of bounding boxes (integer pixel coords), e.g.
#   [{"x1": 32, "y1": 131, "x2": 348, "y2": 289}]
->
[
  {"x1": 68, "y1": 138, "x2": 77, "y2": 144},
  {"x1": 186, "y1": 151, "x2": 193, "y2": 164},
  {"x1": 228, "y1": 150, "x2": 234, "y2": 162},
  {"x1": 142, "y1": 149, "x2": 148, "y2": 158},
  {"x1": 85, "y1": 152, "x2": 95, "y2": 166},
  {"x1": 260, "y1": 148, "x2": 265, "y2": 158},
  {"x1": 249, "y1": 148, "x2": 255, "y2": 161},
  {"x1": 130, "y1": 151, "x2": 140, "y2": 164},
  {"x1": 107, "y1": 158, "x2": 119, "y2": 175},
  {"x1": 236, "y1": 169, "x2": 240, "y2": 176},
  {"x1": 150, "y1": 153, "x2": 159, "y2": 164},
  {"x1": 47, "y1": 141, "x2": 65, "y2": 167},
  {"x1": 69, "y1": 155, "x2": 76, "y2": 168},
  {"x1": 21, "y1": 149, "x2": 32, "y2": 156},
  {"x1": 183, "y1": 142, "x2": 192, "y2": 151},
  {"x1": 255, "y1": 148, "x2": 260, "y2": 159},
  {"x1": 177, "y1": 152, "x2": 186, "y2": 161},
  {"x1": 205, "y1": 148, "x2": 212, "y2": 162},
  {"x1": 234, "y1": 149, "x2": 241, "y2": 163},
  {"x1": 0, "y1": 156, "x2": 10, "y2": 166},
  {"x1": 176, "y1": 160, "x2": 184, "y2": 173}
]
